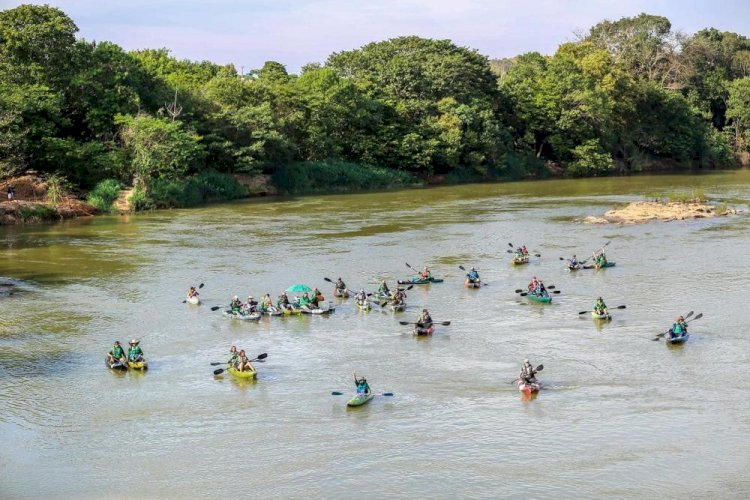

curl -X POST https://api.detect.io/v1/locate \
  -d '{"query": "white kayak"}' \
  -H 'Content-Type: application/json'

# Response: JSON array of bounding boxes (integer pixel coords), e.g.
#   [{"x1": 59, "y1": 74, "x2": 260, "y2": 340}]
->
[
  {"x1": 186, "y1": 295, "x2": 201, "y2": 305},
  {"x1": 223, "y1": 309, "x2": 261, "y2": 321}
]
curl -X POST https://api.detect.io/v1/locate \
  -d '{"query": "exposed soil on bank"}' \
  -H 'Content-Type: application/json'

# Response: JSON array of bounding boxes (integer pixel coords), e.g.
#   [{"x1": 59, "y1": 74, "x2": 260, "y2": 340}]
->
[{"x1": 0, "y1": 175, "x2": 98, "y2": 225}]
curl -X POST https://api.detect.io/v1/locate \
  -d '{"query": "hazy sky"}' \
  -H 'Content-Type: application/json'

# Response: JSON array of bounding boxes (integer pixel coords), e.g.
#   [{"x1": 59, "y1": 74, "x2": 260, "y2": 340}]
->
[{"x1": 2, "y1": 0, "x2": 749, "y2": 72}]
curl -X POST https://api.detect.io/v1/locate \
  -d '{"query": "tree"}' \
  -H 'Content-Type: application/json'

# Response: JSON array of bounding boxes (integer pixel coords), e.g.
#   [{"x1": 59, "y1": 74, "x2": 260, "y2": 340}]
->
[
  {"x1": 727, "y1": 77, "x2": 750, "y2": 152},
  {"x1": 0, "y1": 4, "x2": 78, "y2": 87},
  {"x1": 115, "y1": 114, "x2": 204, "y2": 186}
]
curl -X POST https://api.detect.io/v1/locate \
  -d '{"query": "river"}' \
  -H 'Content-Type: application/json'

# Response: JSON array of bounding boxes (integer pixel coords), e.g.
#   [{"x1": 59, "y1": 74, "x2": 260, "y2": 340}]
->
[{"x1": 1, "y1": 171, "x2": 749, "y2": 498}]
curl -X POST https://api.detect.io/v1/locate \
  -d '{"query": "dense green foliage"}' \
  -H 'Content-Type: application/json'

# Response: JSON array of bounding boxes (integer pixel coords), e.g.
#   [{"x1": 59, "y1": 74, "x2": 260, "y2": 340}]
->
[
  {"x1": 86, "y1": 179, "x2": 121, "y2": 212},
  {"x1": 1, "y1": 5, "x2": 748, "y2": 203},
  {"x1": 272, "y1": 161, "x2": 414, "y2": 194}
]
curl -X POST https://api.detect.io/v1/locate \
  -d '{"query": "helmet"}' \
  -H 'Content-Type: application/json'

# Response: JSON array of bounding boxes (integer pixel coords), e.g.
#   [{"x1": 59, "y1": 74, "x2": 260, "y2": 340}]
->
[
  {"x1": 248, "y1": 295, "x2": 253, "y2": 299},
  {"x1": 233, "y1": 295, "x2": 238, "y2": 300},
  {"x1": 523, "y1": 358, "x2": 529, "y2": 363},
  {"x1": 129, "y1": 339, "x2": 139, "y2": 345}
]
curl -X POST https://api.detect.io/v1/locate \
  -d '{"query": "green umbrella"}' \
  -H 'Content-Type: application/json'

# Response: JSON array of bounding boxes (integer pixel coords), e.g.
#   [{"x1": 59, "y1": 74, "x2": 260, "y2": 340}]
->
[{"x1": 286, "y1": 284, "x2": 313, "y2": 293}]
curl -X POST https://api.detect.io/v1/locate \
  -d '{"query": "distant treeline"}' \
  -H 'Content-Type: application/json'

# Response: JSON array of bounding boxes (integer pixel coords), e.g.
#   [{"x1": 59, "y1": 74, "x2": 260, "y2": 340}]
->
[{"x1": 1, "y1": 5, "x2": 749, "y2": 207}]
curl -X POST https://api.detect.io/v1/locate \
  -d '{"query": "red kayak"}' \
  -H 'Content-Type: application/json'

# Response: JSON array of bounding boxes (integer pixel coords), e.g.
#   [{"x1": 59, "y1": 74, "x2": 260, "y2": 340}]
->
[
  {"x1": 413, "y1": 325, "x2": 434, "y2": 336},
  {"x1": 517, "y1": 380, "x2": 540, "y2": 394}
]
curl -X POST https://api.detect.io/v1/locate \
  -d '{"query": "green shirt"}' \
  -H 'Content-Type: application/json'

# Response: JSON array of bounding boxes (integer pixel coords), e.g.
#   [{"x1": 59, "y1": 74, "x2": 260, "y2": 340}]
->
[
  {"x1": 127, "y1": 346, "x2": 143, "y2": 361},
  {"x1": 109, "y1": 345, "x2": 124, "y2": 358}
]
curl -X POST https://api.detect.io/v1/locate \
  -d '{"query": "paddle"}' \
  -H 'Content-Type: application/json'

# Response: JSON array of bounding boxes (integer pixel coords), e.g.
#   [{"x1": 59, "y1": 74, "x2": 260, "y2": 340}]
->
[
  {"x1": 399, "y1": 320, "x2": 451, "y2": 326},
  {"x1": 331, "y1": 391, "x2": 394, "y2": 396},
  {"x1": 519, "y1": 291, "x2": 559, "y2": 296},
  {"x1": 581, "y1": 240, "x2": 611, "y2": 265},
  {"x1": 210, "y1": 353, "x2": 268, "y2": 366},
  {"x1": 213, "y1": 353, "x2": 268, "y2": 375},
  {"x1": 579, "y1": 305, "x2": 626, "y2": 315},
  {"x1": 182, "y1": 283, "x2": 204, "y2": 303},
  {"x1": 510, "y1": 364, "x2": 544, "y2": 384},
  {"x1": 652, "y1": 313, "x2": 702, "y2": 341},
  {"x1": 405, "y1": 262, "x2": 420, "y2": 274}
]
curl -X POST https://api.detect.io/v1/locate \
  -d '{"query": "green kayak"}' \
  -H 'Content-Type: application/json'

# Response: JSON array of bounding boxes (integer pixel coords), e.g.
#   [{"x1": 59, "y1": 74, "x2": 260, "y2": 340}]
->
[
  {"x1": 591, "y1": 311, "x2": 612, "y2": 320},
  {"x1": 347, "y1": 393, "x2": 374, "y2": 407},
  {"x1": 583, "y1": 262, "x2": 616, "y2": 270},
  {"x1": 527, "y1": 292, "x2": 552, "y2": 303},
  {"x1": 397, "y1": 277, "x2": 444, "y2": 285}
]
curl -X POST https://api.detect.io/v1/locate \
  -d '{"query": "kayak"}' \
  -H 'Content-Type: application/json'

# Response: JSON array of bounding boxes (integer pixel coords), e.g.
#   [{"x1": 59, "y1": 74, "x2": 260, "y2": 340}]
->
[
  {"x1": 666, "y1": 331, "x2": 689, "y2": 345},
  {"x1": 105, "y1": 358, "x2": 127, "y2": 370},
  {"x1": 372, "y1": 292, "x2": 392, "y2": 301},
  {"x1": 127, "y1": 360, "x2": 148, "y2": 370},
  {"x1": 465, "y1": 279, "x2": 481, "y2": 288},
  {"x1": 566, "y1": 264, "x2": 582, "y2": 271},
  {"x1": 356, "y1": 301, "x2": 371, "y2": 311},
  {"x1": 512, "y1": 255, "x2": 530, "y2": 265},
  {"x1": 186, "y1": 295, "x2": 201, "y2": 305},
  {"x1": 390, "y1": 302, "x2": 406, "y2": 312},
  {"x1": 517, "y1": 380, "x2": 540, "y2": 394},
  {"x1": 223, "y1": 309, "x2": 261, "y2": 321},
  {"x1": 333, "y1": 288, "x2": 350, "y2": 298},
  {"x1": 397, "y1": 277, "x2": 444, "y2": 285},
  {"x1": 347, "y1": 393, "x2": 374, "y2": 407},
  {"x1": 526, "y1": 292, "x2": 552, "y2": 303},
  {"x1": 583, "y1": 262, "x2": 616, "y2": 269},
  {"x1": 227, "y1": 366, "x2": 257, "y2": 379},
  {"x1": 300, "y1": 306, "x2": 335, "y2": 315},
  {"x1": 591, "y1": 311, "x2": 612, "y2": 321},
  {"x1": 413, "y1": 325, "x2": 434, "y2": 336},
  {"x1": 261, "y1": 307, "x2": 282, "y2": 316}
]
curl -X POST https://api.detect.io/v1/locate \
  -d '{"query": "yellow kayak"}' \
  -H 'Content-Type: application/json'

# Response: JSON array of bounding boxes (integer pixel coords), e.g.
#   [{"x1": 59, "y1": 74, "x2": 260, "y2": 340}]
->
[
  {"x1": 127, "y1": 360, "x2": 148, "y2": 370},
  {"x1": 228, "y1": 367, "x2": 257, "y2": 379}
]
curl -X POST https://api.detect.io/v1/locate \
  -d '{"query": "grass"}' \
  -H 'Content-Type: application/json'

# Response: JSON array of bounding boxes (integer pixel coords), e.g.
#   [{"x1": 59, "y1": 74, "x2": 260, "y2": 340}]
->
[
  {"x1": 86, "y1": 179, "x2": 121, "y2": 212},
  {"x1": 18, "y1": 204, "x2": 57, "y2": 221},
  {"x1": 644, "y1": 189, "x2": 707, "y2": 204}
]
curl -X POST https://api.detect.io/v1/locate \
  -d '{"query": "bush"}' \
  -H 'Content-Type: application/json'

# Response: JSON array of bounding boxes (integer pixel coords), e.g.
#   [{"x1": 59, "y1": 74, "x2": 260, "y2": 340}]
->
[
  {"x1": 128, "y1": 187, "x2": 151, "y2": 211},
  {"x1": 130, "y1": 171, "x2": 248, "y2": 211},
  {"x1": 86, "y1": 179, "x2": 121, "y2": 212},
  {"x1": 271, "y1": 161, "x2": 414, "y2": 195},
  {"x1": 45, "y1": 173, "x2": 70, "y2": 206},
  {"x1": 565, "y1": 140, "x2": 614, "y2": 176}
]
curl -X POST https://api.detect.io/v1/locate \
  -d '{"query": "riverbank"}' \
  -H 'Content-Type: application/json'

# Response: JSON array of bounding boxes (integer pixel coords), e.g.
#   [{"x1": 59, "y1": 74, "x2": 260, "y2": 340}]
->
[{"x1": 0, "y1": 175, "x2": 98, "y2": 225}]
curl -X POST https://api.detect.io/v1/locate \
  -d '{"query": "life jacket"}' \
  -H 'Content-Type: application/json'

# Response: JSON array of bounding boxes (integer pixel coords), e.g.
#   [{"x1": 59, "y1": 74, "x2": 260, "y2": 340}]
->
[
  {"x1": 128, "y1": 346, "x2": 142, "y2": 361},
  {"x1": 356, "y1": 381, "x2": 369, "y2": 394},
  {"x1": 469, "y1": 271, "x2": 479, "y2": 281},
  {"x1": 110, "y1": 346, "x2": 124, "y2": 358}
]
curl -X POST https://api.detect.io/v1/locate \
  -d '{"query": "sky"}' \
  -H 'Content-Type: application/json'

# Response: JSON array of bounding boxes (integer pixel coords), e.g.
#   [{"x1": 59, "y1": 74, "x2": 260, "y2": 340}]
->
[{"x1": 2, "y1": 0, "x2": 750, "y2": 73}]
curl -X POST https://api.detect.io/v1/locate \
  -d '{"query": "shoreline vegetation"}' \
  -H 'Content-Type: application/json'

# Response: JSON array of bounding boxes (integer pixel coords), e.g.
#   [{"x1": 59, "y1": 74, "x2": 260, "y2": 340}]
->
[{"x1": 2, "y1": 6, "x2": 750, "y2": 224}]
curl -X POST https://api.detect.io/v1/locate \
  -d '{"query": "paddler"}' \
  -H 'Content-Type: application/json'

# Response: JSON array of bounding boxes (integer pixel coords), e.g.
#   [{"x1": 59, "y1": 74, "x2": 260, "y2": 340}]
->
[
  {"x1": 669, "y1": 315, "x2": 688, "y2": 339},
  {"x1": 297, "y1": 292, "x2": 313, "y2": 310},
  {"x1": 521, "y1": 245, "x2": 529, "y2": 256},
  {"x1": 420, "y1": 266, "x2": 432, "y2": 280},
  {"x1": 569, "y1": 255, "x2": 579, "y2": 267},
  {"x1": 237, "y1": 349, "x2": 254, "y2": 372},
  {"x1": 243, "y1": 295, "x2": 258, "y2": 313},
  {"x1": 127, "y1": 339, "x2": 144, "y2": 362},
  {"x1": 259, "y1": 293, "x2": 273, "y2": 312},
  {"x1": 377, "y1": 280, "x2": 391, "y2": 297},
  {"x1": 229, "y1": 295, "x2": 242, "y2": 313},
  {"x1": 391, "y1": 288, "x2": 406, "y2": 305},
  {"x1": 335, "y1": 277, "x2": 347, "y2": 291},
  {"x1": 594, "y1": 297, "x2": 608, "y2": 315},
  {"x1": 187, "y1": 286, "x2": 199, "y2": 299},
  {"x1": 277, "y1": 292, "x2": 292, "y2": 311},
  {"x1": 227, "y1": 346, "x2": 239, "y2": 367},
  {"x1": 106, "y1": 340, "x2": 126, "y2": 365},
  {"x1": 416, "y1": 309, "x2": 433, "y2": 328},
  {"x1": 519, "y1": 359, "x2": 537, "y2": 385},
  {"x1": 467, "y1": 267, "x2": 480, "y2": 283},
  {"x1": 528, "y1": 276, "x2": 538, "y2": 292},
  {"x1": 310, "y1": 288, "x2": 324, "y2": 307},
  {"x1": 355, "y1": 289, "x2": 368, "y2": 307},
  {"x1": 353, "y1": 372, "x2": 371, "y2": 395}
]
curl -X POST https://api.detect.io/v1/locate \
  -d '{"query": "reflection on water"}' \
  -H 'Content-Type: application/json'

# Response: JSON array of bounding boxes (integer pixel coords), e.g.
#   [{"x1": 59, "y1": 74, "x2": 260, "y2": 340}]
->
[{"x1": 1, "y1": 171, "x2": 750, "y2": 497}]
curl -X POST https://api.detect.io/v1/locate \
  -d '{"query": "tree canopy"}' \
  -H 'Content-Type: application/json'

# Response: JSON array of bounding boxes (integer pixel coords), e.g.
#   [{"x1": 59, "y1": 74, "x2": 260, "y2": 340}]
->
[{"x1": 0, "y1": 5, "x2": 746, "y2": 194}]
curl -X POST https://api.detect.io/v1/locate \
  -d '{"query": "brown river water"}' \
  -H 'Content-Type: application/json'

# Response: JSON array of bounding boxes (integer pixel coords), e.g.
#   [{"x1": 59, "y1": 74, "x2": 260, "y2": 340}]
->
[{"x1": 1, "y1": 171, "x2": 749, "y2": 498}]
